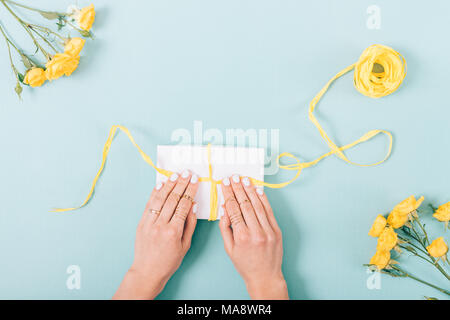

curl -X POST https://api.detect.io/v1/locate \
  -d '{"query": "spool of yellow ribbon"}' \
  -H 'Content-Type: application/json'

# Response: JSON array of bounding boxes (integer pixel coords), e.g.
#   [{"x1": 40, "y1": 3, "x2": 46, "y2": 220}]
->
[
  {"x1": 307, "y1": 44, "x2": 406, "y2": 167},
  {"x1": 54, "y1": 44, "x2": 406, "y2": 220}
]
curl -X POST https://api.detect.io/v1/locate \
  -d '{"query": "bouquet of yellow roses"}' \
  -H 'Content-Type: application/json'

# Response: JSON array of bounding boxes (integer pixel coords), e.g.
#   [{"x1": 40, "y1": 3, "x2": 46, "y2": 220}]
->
[
  {"x1": 0, "y1": 0, "x2": 96, "y2": 98},
  {"x1": 367, "y1": 196, "x2": 450, "y2": 297}
]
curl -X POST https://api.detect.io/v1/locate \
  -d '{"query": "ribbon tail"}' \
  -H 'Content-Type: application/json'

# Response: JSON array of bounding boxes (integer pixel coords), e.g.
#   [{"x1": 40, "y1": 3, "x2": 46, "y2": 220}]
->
[
  {"x1": 52, "y1": 125, "x2": 119, "y2": 212},
  {"x1": 208, "y1": 181, "x2": 218, "y2": 221},
  {"x1": 52, "y1": 125, "x2": 171, "y2": 213}
]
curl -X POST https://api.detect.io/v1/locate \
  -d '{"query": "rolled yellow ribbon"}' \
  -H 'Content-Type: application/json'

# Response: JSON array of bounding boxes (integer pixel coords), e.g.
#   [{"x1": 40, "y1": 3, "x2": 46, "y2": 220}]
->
[{"x1": 54, "y1": 44, "x2": 406, "y2": 220}]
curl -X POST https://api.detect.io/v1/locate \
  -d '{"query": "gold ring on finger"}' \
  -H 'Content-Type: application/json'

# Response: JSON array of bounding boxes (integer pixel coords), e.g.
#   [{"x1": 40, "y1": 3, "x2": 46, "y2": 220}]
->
[
  {"x1": 230, "y1": 217, "x2": 243, "y2": 227},
  {"x1": 149, "y1": 209, "x2": 160, "y2": 215},
  {"x1": 175, "y1": 206, "x2": 185, "y2": 215},
  {"x1": 171, "y1": 192, "x2": 182, "y2": 203},
  {"x1": 225, "y1": 198, "x2": 238, "y2": 206},
  {"x1": 182, "y1": 194, "x2": 194, "y2": 203},
  {"x1": 239, "y1": 199, "x2": 251, "y2": 207}
]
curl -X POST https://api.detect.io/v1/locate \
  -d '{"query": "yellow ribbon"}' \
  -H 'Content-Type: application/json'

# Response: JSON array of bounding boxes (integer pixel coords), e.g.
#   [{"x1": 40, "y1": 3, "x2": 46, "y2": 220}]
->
[{"x1": 54, "y1": 44, "x2": 406, "y2": 221}]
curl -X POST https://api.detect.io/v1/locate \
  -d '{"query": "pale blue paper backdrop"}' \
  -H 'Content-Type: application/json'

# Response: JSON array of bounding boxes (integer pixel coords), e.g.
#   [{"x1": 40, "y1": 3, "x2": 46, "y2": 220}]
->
[{"x1": 0, "y1": 0, "x2": 449, "y2": 299}]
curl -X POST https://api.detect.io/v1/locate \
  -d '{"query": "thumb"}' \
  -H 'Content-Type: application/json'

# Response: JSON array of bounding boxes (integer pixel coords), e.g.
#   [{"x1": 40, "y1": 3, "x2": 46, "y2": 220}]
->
[
  {"x1": 219, "y1": 205, "x2": 234, "y2": 254},
  {"x1": 182, "y1": 204, "x2": 197, "y2": 250}
]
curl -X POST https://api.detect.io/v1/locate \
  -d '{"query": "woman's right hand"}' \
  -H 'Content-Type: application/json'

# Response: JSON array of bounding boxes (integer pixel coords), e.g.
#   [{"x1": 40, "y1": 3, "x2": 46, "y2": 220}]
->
[
  {"x1": 219, "y1": 175, "x2": 289, "y2": 300},
  {"x1": 113, "y1": 170, "x2": 199, "y2": 300}
]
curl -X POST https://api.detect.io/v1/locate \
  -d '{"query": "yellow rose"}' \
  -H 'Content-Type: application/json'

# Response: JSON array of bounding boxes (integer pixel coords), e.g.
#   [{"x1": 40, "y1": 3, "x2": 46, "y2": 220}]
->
[
  {"x1": 387, "y1": 195, "x2": 424, "y2": 229},
  {"x1": 78, "y1": 4, "x2": 96, "y2": 31},
  {"x1": 392, "y1": 195, "x2": 424, "y2": 216},
  {"x1": 433, "y1": 202, "x2": 450, "y2": 227},
  {"x1": 368, "y1": 215, "x2": 387, "y2": 237},
  {"x1": 376, "y1": 227, "x2": 398, "y2": 251},
  {"x1": 23, "y1": 68, "x2": 47, "y2": 87},
  {"x1": 370, "y1": 250, "x2": 390, "y2": 270},
  {"x1": 387, "y1": 210, "x2": 409, "y2": 229},
  {"x1": 426, "y1": 237, "x2": 448, "y2": 258},
  {"x1": 65, "y1": 37, "x2": 86, "y2": 56},
  {"x1": 45, "y1": 53, "x2": 80, "y2": 80}
]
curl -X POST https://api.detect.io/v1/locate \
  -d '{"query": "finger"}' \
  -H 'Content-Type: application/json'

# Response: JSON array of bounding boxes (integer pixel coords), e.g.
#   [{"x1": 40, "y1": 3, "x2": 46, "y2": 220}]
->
[
  {"x1": 181, "y1": 204, "x2": 198, "y2": 250},
  {"x1": 143, "y1": 181, "x2": 165, "y2": 225},
  {"x1": 241, "y1": 177, "x2": 273, "y2": 234},
  {"x1": 230, "y1": 174, "x2": 260, "y2": 231},
  {"x1": 219, "y1": 205, "x2": 234, "y2": 254},
  {"x1": 256, "y1": 187, "x2": 282, "y2": 236},
  {"x1": 146, "y1": 172, "x2": 178, "y2": 223},
  {"x1": 159, "y1": 170, "x2": 192, "y2": 223},
  {"x1": 171, "y1": 174, "x2": 200, "y2": 228},
  {"x1": 221, "y1": 177, "x2": 247, "y2": 232}
]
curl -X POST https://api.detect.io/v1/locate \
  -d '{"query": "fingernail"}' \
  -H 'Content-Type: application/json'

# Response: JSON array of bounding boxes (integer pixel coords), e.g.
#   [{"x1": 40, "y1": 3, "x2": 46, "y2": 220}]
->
[
  {"x1": 170, "y1": 173, "x2": 179, "y2": 182},
  {"x1": 222, "y1": 177, "x2": 230, "y2": 186},
  {"x1": 232, "y1": 175, "x2": 240, "y2": 183},
  {"x1": 193, "y1": 203, "x2": 198, "y2": 214},
  {"x1": 191, "y1": 174, "x2": 198, "y2": 183},
  {"x1": 182, "y1": 169, "x2": 190, "y2": 179},
  {"x1": 256, "y1": 187, "x2": 264, "y2": 196},
  {"x1": 156, "y1": 182, "x2": 163, "y2": 190},
  {"x1": 242, "y1": 177, "x2": 250, "y2": 187}
]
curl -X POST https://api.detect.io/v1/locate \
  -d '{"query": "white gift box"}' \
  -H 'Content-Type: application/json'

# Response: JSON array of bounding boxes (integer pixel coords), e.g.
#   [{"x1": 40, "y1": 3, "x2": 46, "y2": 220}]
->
[{"x1": 156, "y1": 145, "x2": 265, "y2": 220}]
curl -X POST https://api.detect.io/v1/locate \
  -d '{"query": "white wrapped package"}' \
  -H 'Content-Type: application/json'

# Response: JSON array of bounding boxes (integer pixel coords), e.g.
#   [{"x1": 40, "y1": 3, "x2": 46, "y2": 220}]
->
[{"x1": 156, "y1": 145, "x2": 265, "y2": 220}]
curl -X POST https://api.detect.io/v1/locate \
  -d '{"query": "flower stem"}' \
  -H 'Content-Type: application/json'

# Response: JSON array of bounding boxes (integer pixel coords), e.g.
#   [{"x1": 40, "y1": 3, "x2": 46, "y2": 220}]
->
[
  {"x1": 392, "y1": 265, "x2": 450, "y2": 296},
  {"x1": 1, "y1": 0, "x2": 52, "y2": 60},
  {"x1": 408, "y1": 217, "x2": 450, "y2": 281},
  {"x1": 3, "y1": 0, "x2": 66, "y2": 16},
  {"x1": 412, "y1": 215, "x2": 430, "y2": 245},
  {"x1": 29, "y1": 24, "x2": 66, "y2": 42},
  {"x1": 0, "y1": 25, "x2": 19, "y2": 77},
  {"x1": 398, "y1": 235, "x2": 429, "y2": 256},
  {"x1": 0, "y1": 24, "x2": 22, "y2": 98},
  {"x1": 0, "y1": 22, "x2": 20, "y2": 53},
  {"x1": 29, "y1": 27, "x2": 58, "y2": 53},
  {"x1": 399, "y1": 244, "x2": 434, "y2": 264},
  {"x1": 432, "y1": 260, "x2": 450, "y2": 281}
]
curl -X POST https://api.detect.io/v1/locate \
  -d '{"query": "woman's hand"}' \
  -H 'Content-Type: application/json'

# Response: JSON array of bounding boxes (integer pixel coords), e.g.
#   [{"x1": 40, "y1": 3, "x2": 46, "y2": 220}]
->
[
  {"x1": 219, "y1": 175, "x2": 289, "y2": 300},
  {"x1": 113, "y1": 170, "x2": 199, "y2": 300}
]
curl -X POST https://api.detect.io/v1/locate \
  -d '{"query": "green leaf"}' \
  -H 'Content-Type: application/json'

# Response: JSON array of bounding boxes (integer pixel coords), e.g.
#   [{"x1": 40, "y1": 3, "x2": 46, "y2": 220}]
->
[
  {"x1": 56, "y1": 16, "x2": 66, "y2": 30},
  {"x1": 78, "y1": 29, "x2": 93, "y2": 38},
  {"x1": 17, "y1": 73, "x2": 25, "y2": 83},
  {"x1": 40, "y1": 12, "x2": 60, "y2": 20},
  {"x1": 15, "y1": 81, "x2": 23, "y2": 99},
  {"x1": 20, "y1": 53, "x2": 33, "y2": 70}
]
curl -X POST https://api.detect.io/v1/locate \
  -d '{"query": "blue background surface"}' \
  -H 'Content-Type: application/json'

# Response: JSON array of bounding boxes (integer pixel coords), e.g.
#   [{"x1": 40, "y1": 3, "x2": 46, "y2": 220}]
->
[{"x1": 0, "y1": 0, "x2": 449, "y2": 299}]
